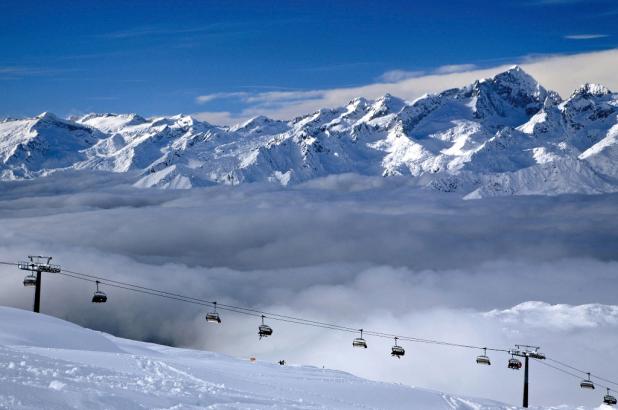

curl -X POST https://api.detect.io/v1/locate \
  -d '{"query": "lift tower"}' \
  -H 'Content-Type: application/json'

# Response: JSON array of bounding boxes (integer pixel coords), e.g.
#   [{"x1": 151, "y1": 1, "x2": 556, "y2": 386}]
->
[
  {"x1": 511, "y1": 345, "x2": 546, "y2": 408},
  {"x1": 18, "y1": 256, "x2": 61, "y2": 313}
]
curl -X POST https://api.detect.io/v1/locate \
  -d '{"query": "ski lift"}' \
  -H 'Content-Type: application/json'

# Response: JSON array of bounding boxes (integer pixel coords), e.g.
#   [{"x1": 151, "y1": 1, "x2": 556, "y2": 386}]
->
[
  {"x1": 23, "y1": 273, "x2": 36, "y2": 287},
  {"x1": 352, "y1": 329, "x2": 367, "y2": 349},
  {"x1": 476, "y1": 348, "x2": 491, "y2": 365},
  {"x1": 91, "y1": 281, "x2": 108, "y2": 303},
  {"x1": 580, "y1": 372, "x2": 595, "y2": 390},
  {"x1": 508, "y1": 356, "x2": 522, "y2": 370},
  {"x1": 391, "y1": 337, "x2": 405, "y2": 358},
  {"x1": 604, "y1": 388, "x2": 617, "y2": 406},
  {"x1": 206, "y1": 302, "x2": 221, "y2": 324},
  {"x1": 258, "y1": 315, "x2": 273, "y2": 339},
  {"x1": 528, "y1": 351, "x2": 545, "y2": 360}
]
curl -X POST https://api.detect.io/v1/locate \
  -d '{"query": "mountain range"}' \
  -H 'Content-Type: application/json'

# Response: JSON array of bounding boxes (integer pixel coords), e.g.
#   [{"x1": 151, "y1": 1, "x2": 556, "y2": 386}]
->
[{"x1": 1, "y1": 66, "x2": 617, "y2": 198}]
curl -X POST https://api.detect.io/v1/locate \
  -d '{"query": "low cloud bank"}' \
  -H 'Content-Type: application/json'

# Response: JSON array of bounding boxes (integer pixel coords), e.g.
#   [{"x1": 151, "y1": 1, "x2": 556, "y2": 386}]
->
[{"x1": 0, "y1": 172, "x2": 616, "y2": 407}]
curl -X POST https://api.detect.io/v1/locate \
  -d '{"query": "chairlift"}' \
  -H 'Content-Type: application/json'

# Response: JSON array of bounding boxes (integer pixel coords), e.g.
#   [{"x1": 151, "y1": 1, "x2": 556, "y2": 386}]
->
[
  {"x1": 508, "y1": 356, "x2": 522, "y2": 370},
  {"x1": 604, "y1": 388, "x2": 617, "y2": 406},
  {"x1": 476, "y1": 348, "x2": 491, "y2": 365},
  {"x1": 23, "y1": 273, "x2": 36, "y2": 287},
  {"x1": 580, "y1": 372, "x2": 595, "y2": 390},
  {"x1": 391, "y1": 337, "x2": 405, "y2": 358},
  {"x1": 258, "y1": 315, "x2": 273, "y2": 339},
  {"x1": 91, "y1": 281, "x2": 108, "y2": 303},
  {"x1": 352, "y1": 329, "x2": 367, "y2": 349},
  {"x1": 206, "y1": 301, "x2": 221, "y2": 324}
]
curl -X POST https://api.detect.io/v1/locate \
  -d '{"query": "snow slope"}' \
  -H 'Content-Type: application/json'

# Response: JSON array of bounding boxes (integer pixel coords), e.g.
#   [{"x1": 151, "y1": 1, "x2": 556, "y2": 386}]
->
[
  {"x1": 1, "y1": 66, "x2": 617, "y2": 197},
  {"x1": 0, "y1": 306, "x2": 539, "y2": 410}
]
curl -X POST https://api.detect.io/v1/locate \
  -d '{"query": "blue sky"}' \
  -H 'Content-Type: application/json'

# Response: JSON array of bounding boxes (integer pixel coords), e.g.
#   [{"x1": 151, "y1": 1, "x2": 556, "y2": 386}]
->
[{"x1": 1, "y1": 0, "x2": 617, "y2": 123}]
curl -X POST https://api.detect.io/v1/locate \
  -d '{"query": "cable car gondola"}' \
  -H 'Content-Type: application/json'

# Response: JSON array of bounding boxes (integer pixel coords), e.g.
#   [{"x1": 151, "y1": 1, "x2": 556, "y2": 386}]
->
[
  {"x1": 391, "y1": 337, "x2": 405, "y2": 358},
  {"x1": 604, "y1": 388, "x2": 617, "y2": 406},
  {"x1": 91, "y1": 281, "x2": 108, "y2": 303},
  {"x1": 258, "y1": 315, "x2": 273, "y2": 339},
  {"x1": 508, "y1": 356, "x2": 522, "y2": 370},
  {"x1": 580, "y1": 372, "x2": 595, "y2": 390},
  {"x1": 205, "y1": 301, "x2": 221, "y2": 324},
  {"x1": 23, "y1": 274, "x2": 36, "y2": 287},
  {"x1": 352, "y1": 329, "x2": 367, "y2": 349},
  {"x1": 476, "y1": 348, "x2": 491, "y2": 365}
]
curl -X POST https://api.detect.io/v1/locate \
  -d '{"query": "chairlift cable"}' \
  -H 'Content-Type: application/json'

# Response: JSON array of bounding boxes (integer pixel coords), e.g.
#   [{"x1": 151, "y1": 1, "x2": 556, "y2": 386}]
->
[
  {"x1": 546, "y1": 358, "x2": 618, "y2": 387},
  {"x1": 534, "y1": 359, "x2": 613, "y2": 391},
  {"x1": 3, "y1": 257, "x2": 614, "y2": 381}
]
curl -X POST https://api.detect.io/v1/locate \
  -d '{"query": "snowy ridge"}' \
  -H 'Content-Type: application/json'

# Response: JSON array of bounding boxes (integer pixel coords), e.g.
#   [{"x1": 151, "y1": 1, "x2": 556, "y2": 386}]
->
[
  {"x1": 1, "y1": 66, "x2": 617, "y2": 198},
  {"x1": 0, "y1": 306, "x2": 531, "y2": 410}
]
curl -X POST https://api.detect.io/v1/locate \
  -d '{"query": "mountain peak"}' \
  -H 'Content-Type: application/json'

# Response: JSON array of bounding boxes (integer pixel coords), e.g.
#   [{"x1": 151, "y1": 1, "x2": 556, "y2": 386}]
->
[
  {"x1": 35, "y1": 111, "x2": 58, "y2": 121},
  {"x1": 372, "y1": 93, "x2": 405, "y2": 114},
  {"x1": 490, "y1": 65, "x2": 539, "y2": 91},
  {"x1": 570, "y1": 83, "x2": 612, "y2": 99}
]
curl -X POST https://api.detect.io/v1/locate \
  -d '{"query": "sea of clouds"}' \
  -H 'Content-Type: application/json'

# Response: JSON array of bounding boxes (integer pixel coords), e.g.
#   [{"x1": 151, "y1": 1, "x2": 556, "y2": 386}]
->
[{"x1": 0, "y1": 171, "x2": 616, "y2": 408}]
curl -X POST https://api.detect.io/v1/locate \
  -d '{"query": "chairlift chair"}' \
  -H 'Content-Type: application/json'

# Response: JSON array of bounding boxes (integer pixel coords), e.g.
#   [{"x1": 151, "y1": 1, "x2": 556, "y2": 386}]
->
[
  {"x1": 580, "y1": 373, "x2": 595, "y2": 390},
  {"x1": 353, "y1": 329, "x2": 367, "y2": 349},
  {"x1": 258, "y1": 315, "x2": 273, "y2": 339},
  {"x1": 508, "y1": 357, "x2": 522, "y2": 370},
  {"x1": 604, "y1": 388, "x2": 617, "y2": 406},
  {"x1": 391, "y1": 337, "x2": 405, "y2": 358},
  {"x1": 23, "y1": 274, "x2": 37, "y2": 287},
  {"x1": 206, "y1": 302, "x2": 221, "y2": 323},
  {"x1": 476, "y1": 348, "x2": 491, "y2": 365},
  {"x1": 91, "y1": 281, "x2": 108, "y2": 303}
]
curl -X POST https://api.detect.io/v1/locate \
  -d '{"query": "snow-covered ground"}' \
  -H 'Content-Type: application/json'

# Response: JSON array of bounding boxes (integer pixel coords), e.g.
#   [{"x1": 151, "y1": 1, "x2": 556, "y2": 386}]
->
[{"x1": 0, "y1": 306, "x2": 584, "y2": 410}]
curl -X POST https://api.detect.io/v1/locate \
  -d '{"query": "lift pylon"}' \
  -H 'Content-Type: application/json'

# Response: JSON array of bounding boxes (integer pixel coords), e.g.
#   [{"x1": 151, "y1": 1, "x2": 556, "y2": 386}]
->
[
  {"x1": 511, "y1": 345, "x2": 545, "y2": 408},
  {"x1": 18, "y1": 256, "x2": 61, "y2": 313}
]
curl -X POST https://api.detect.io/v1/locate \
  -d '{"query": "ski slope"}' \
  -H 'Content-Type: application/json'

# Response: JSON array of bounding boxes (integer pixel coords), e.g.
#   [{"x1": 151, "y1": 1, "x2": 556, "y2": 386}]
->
[{"x1": 0, "y1": 306, "x2": 577, "y2": 410}]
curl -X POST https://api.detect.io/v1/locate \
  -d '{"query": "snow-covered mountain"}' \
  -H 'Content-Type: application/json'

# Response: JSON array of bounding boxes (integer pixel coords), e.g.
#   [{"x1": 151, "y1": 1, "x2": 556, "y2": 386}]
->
[
  {"x1": 1, "y1": 66, "x2": 617, "y2": 197},
  {"x1": 0, "y1": 306, "x2": 583, "y2": 409}
]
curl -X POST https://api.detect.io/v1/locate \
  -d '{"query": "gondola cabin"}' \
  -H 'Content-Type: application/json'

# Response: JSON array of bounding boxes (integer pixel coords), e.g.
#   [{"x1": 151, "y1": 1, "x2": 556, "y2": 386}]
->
[
  {"x1": 258, "y1": 324, "x2": 273, "y2": 339},
  {"x1": 91, "y1": 281, "x2": 107, "y2": 303},
  {"x1": 580, "y1": 373, "x2": 595, "y2": 390},
  {"x1": 391, "y1": 345, "x2": 405, "y2": 358},
  {"x1": 604, "y1": 389, "x2": 617, "y2": 406},
  {"x1": 23, "y1": 274, "x2": 36, "y2": 287},
  {"x1": 508, "y1": 358, "x2": 522, "y2": 370},
  {"x1": 476, "y1": 348, "x2": 491, "y2": 365},
  {"x1": 206, "y1": 312, "x2": 221, "y2": 323},
  {"x1": 353, "y1": 329, "x2": 367, "y2": 348},
  {"x1": 353, "y1": 337, "x2": 367, "y2": 348}
]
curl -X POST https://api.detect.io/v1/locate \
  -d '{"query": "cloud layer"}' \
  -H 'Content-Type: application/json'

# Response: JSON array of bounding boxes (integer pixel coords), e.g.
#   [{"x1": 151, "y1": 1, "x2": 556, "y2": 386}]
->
[
  {"x1": 194, "y1": 48, "x2": 618, "y2": 125},
  {"x1": 0, "y1": 172, "x2": 616, "y2": 407}
]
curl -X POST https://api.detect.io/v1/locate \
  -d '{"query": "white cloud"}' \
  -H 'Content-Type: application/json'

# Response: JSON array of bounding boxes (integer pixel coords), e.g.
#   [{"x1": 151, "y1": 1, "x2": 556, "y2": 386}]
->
[
  {"x1": 192, "y1": 111, "x2": 251, "y2": 125},
  {"x1": 485, "y1": 301, "x2": 618, "y2": 330},
  {"x1": 195, "y1": 92, "x2": 249, "y2": 104},
  {"x1": 564, "y1": 34, "x2": 609, "y2": 40},
  {"x1": 434, "y1": 63, "x2": 478, "y2": 74},
  {"x1": 192, "y1": 48, "x2": 618, "y2": 126},
  {"x1": 377, "y1": 69, "x2": 425, "y2": 83}
]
